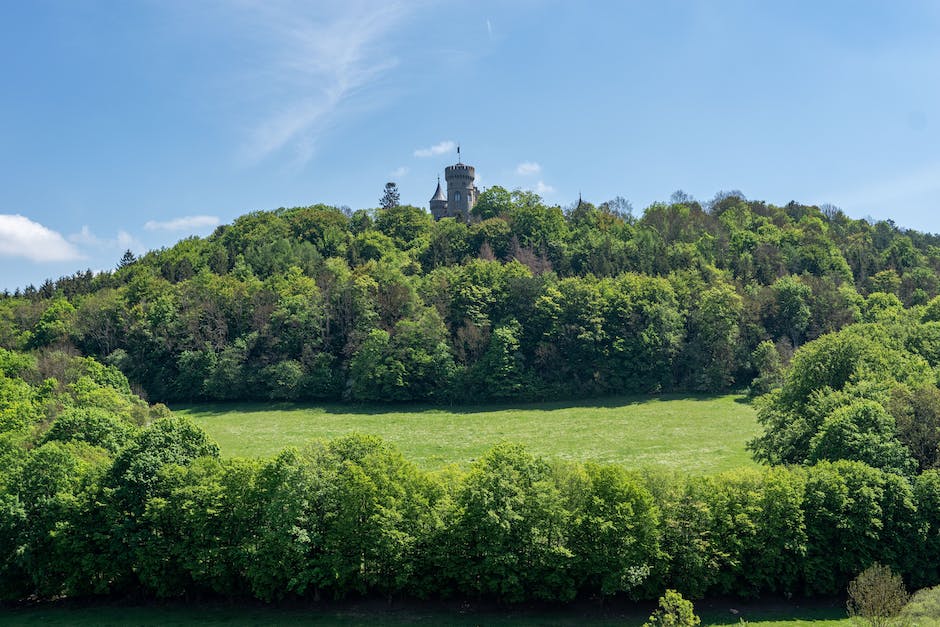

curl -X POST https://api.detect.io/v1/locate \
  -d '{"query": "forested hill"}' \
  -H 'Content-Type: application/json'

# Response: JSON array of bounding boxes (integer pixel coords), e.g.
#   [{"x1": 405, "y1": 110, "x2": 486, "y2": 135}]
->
[{"x1": 2, "y1": 187, "x2": 939, "y2": 403}]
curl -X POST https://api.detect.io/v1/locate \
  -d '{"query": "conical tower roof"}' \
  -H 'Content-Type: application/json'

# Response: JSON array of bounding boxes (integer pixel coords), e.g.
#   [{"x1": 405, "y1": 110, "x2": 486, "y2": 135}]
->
[{"x1": 430, "y1": 179, "x2": 446, "y2": 202}]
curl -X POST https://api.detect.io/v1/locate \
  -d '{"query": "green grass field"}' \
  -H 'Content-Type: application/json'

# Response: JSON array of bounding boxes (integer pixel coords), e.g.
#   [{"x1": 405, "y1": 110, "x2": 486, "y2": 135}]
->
[{"x1": 176, "y1": 393, "x2": 760, "y2": 473}]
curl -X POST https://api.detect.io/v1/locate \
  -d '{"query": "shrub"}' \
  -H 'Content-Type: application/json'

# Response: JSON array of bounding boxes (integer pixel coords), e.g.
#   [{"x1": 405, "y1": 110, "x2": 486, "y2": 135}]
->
[
  {"x1": 899, "y1": 585, "x2": 940, "y2": 624},
  {"x1": 644, "y1": 589, "x2": 700, "y2": 627},
  {"x1": 847, "y1": 563, "x2": 909, "y2": 627}
]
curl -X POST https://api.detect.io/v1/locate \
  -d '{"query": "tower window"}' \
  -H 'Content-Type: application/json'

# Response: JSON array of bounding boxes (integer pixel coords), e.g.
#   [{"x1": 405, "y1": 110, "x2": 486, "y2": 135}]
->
[{"x1": 455, "y1": 191, "x2": 461, "y2": 203}]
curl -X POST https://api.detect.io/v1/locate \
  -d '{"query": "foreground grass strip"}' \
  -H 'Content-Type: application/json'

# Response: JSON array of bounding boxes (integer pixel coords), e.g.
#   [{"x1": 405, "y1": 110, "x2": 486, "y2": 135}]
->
[
  {"x1": 176, "y1": 393, "x2": 759, "y2": 473},
  {"x1": 0, "y1": 598, "x2": 851, "y2": 626}
]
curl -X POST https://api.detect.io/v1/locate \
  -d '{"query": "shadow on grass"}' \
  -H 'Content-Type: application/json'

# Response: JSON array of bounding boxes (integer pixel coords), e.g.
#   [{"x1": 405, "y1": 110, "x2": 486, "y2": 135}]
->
[
  {"x1": 173, "y1": 392, "x2": 752, "y2": 418},
  {"x1": 0, "y1": 596, "x2": 847, "y2": 626}
]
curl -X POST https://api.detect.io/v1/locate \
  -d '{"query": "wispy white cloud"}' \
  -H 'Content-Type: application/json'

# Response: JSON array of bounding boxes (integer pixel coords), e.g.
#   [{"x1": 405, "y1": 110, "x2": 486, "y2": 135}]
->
[
  {"x1": 391, "y1": 166, "x2": 409, "y2": 177},
  {"x1": 535, "y1": 181, "x2": 555, "y2": 195},
  {"x1": 69, "y1": 226, "x2": 145, "y2": 254},
  {"x1": 516, "y1": 161, "x2": 541, "y2": 176},
  {"x1": 231, "y1": 2, "x2": 413, "y2": 164},
  {"x1": 0, "y1": 215, "x2": 83, "y2": 262},
  {"x1": 486, "y1": 18, "x2": 493, "y2": 39},
  {"x1": 144, "y1": 215, "x2": 220, "y2": 232},
  {"x1": 414, "y1": 140, "x2": 456, "y2": 158}
]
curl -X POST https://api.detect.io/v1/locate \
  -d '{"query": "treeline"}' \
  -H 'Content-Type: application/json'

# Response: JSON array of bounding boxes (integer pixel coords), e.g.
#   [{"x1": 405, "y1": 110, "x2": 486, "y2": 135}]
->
[
  {"x1": 2, "y1": 347, "x2": 940, "y2": 603},
  {"x1": 2, "y1": 190, "x2": 939, "y2": 402}
]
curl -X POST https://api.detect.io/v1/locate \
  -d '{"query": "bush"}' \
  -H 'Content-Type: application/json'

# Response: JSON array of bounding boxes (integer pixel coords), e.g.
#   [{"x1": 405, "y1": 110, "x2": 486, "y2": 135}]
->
[
  {"x1": 847, "y1": 564, "x2": 909, "y2": 627},
  {"x1": 899, "y1": 585, "x2": 940, "y2": 624},
  {"x1": 644, "y1": 589, "x2": 700, "y2": 627}
]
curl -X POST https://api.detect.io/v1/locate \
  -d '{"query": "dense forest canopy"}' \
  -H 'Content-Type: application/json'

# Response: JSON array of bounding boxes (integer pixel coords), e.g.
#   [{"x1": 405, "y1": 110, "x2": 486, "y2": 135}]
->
[
  {"x1": 4, "y1": 191, "x2": 940, "y2": 603},
  {"x1": 1, "y1": 189, "x2": 938, "y2": 404}
]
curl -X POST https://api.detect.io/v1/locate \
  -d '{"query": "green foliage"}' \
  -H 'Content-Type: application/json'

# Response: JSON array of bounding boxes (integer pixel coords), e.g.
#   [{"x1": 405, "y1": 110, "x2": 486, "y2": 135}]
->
[
  {"x1": 767, "y1": 276, "x2": 811, "y2": 347},
  {"x1": 802, "y1": 462, "x2": 917, "y2": 595},
  {"x1": 28, "y1": 298, "x2": 75, "y2": 349},
  {"x1": 348, "y1": 309, "x2": 455, "y2": 401},
  {"x1": 107, "y1": 415, "x2": 220, "y2": 511},
  {"x1": 10, "y1": 194, "x2": 940, "y2": 406},
  {"x1": 448, "y1": 443, "x2": 574, "y2": 602},
  {"x1": 374, "y1": 204, "x2": 431, "y2": 248},
  {"x1": 900, "y1": 584, "x2": 940, "y2": 625},
  {"x1": 749, "y1": 340, "x2": 783, "y2": 396},
  {"x1": 807, "y1": 401, "x2": 916, "y2": 475},
  {"x1": 563, "y1": 462, "x2": 659, "y2": 597},
  {"x1": 847, "y1": 564, "x2": 908, "y2": 627},
  {"x1": 244, "y1": 435, "x2": 439, "y2": 601},
  {"x1": 42, "y1": 407, "x2": 135, "y2": 453},
  {"x1": 644, "y1": 589, "x2": 701, "y2": 627},
  {"x1": 0, "y1": 356, "x2": 938, "y2": 608},
  {"x1": 10, "y1": 194, "x2": 940, "y2": 604},
  {"x1": 681, "y1": 282, "x2": 742, "y2": 391},
  {"x1": 749, "y1": 323, "x2": 934, "y2": 470}
]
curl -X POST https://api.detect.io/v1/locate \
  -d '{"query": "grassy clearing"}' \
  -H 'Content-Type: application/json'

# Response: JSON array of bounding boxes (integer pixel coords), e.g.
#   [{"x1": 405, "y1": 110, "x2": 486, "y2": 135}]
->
[{"x1": 175, "y1": 393, "x2": 760, "y2": 473}]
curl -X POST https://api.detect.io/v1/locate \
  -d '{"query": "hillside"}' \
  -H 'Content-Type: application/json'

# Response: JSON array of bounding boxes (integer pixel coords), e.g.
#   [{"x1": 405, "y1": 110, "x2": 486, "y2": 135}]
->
[
  {"x1": 4, "y1": 195, "x2": 940, "y2": 607},
  {"x1": 2, "y1": 190, "x2": 938, "y2": 404}
]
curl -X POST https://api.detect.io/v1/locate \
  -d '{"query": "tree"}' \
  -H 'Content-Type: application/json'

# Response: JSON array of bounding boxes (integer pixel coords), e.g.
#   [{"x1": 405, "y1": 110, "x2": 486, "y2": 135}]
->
[
  {"x1": 347, "y1": 309, "x2": 455, "y2": 401},
  {"x1": 380, "y1": 182, "x2": 400, "y2": 210},
  {"x1": 749, "y1": 340, "x2": 783, "y2": 396},
  {"x1": 807, "y1": 400, "x2": 916, "y2": 475},
  {"x1": 564, "y1": 463, "x2": 659, "y2": 598},
  {"x1": 118, "y1": 249, "x2": 136, "y2": 269},
  {"x1": 767, "y1": 276, "x2": 811, "y2": 347},
  {"x1": 681, "y1": 282, "x2": 742, "y2": 391},
  {"x1": 449, "y1": 443, "x2": 574, "y2": 602},
  {"x1": 847, "y1": 564, "x2": 908, "y2": 627}
]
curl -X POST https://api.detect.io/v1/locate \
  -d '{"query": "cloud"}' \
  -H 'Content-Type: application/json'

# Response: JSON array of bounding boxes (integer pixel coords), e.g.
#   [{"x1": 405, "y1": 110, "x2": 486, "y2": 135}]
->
[
  {"x1": 0, "y1": 215, "x2": 83, "y2": 262},
  {"x1": 414, "y1": 140, "x2": 456, "y2": 158},
  {"x1": 516, "y1": 161, "x2": 541, "y2": 176},
  {"x1": 486, "y1": 18, "x2": 493, "y2": 38},
  {"x1": 230, "y1": 2, "x2": 413, "y2": 164},
  {"x1": 69, "y1": 226, "x2": 145, "y2": 254},
  {"x1": 391, "y1": 166, "x2": 409, "y2": 177},
  {"x1": 144, "y1": 215, "x2": 220, "y2": 232},
  {"x1": 535, "y1": 181, "x2": 555, "y2": 195},
  {"x1": 117, "y1": 230, "x2": 139, "y2": 249}
]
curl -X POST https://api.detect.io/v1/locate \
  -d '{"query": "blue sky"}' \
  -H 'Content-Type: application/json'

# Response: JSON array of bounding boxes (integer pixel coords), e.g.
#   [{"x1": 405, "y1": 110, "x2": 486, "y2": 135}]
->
[{"x1": 2, "y1": 0, "x2": 940, "y2": 290}]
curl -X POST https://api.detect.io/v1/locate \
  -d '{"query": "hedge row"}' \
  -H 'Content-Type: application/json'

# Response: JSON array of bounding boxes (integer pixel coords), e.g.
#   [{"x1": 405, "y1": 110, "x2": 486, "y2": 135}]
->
[{"x1": 3, "y1": 420, "x2": 940, "y2": 603}]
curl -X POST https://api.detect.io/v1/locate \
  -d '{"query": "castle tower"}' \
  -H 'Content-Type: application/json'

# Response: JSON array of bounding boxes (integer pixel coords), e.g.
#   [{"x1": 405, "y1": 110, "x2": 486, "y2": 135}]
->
[
  {"x1": 428, "y1": 147, "x2": 479, "y2": 220},
  {"x1": 429, "y1": 178, "x2": 447, "y2": 220}
]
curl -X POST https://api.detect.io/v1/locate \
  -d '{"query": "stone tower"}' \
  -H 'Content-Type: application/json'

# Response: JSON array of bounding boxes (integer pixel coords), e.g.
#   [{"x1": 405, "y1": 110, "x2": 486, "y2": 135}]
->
[
  {"x1": 445, "y1": 162, "x2": 478, "y2": 218},
  {"x1": 429, "y1": 148, "x2": 479, "y2": 220},
  {"x1": 429, "y1": 178, "x2": 447, "y2": 219}
]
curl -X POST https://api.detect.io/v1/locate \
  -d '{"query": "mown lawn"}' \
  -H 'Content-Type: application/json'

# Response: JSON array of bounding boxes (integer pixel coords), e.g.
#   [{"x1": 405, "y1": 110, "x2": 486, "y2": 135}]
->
[{"x1": 175, "y1": 393, "x2": 760, "y2": 473}]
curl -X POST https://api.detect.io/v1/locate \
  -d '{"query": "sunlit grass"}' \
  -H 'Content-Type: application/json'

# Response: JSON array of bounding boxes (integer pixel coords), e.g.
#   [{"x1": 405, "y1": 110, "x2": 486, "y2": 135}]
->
[{"x1": 175, "y1": 393, "x2": 760, "y2": 473}]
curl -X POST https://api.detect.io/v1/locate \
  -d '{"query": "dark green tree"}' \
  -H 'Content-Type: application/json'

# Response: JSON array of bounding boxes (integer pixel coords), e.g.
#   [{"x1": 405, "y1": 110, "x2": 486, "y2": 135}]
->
[{"x1": 379, "y1": 182, "x2": 400, "y2": 210}]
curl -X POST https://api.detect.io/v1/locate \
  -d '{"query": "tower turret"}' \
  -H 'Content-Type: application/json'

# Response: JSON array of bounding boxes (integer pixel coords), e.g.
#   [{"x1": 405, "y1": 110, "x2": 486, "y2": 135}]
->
[{"x1": 429, "y1": 178, "x2": 447, "y2": 219}]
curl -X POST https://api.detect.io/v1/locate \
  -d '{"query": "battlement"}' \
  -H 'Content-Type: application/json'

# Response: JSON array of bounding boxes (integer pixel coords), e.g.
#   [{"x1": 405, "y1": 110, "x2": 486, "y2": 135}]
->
[{"x1": 445, "y1": 164, "x2": 475, "y2": 178}]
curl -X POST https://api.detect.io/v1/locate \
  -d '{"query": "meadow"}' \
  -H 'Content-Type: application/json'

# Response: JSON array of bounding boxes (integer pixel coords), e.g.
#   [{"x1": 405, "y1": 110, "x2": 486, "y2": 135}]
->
[{"x1": 176, "y1": 393, "x2": 760, "y2": 473}]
